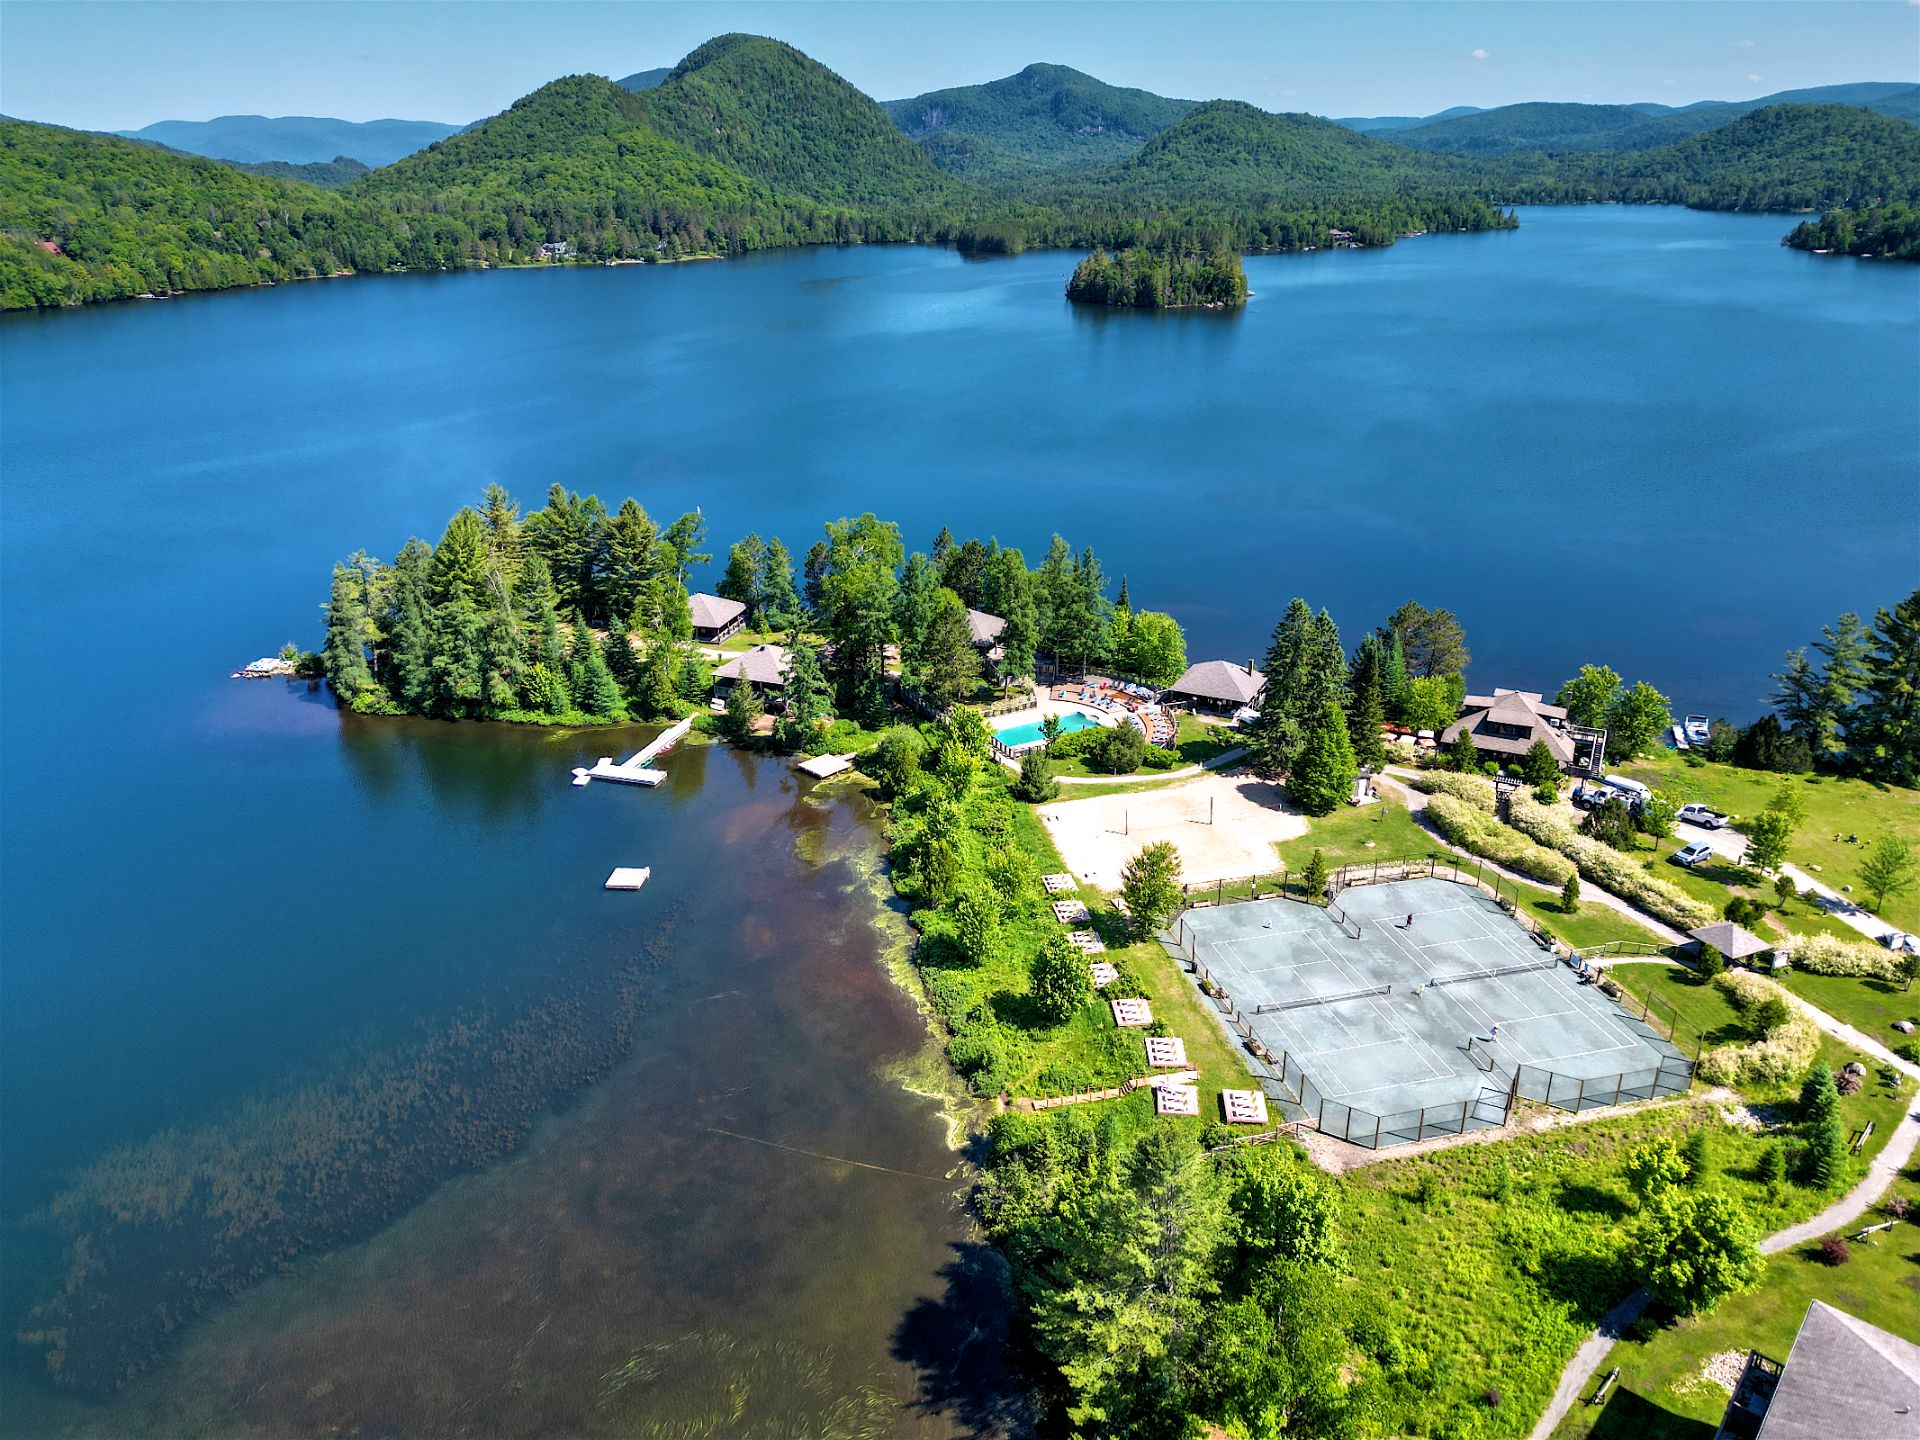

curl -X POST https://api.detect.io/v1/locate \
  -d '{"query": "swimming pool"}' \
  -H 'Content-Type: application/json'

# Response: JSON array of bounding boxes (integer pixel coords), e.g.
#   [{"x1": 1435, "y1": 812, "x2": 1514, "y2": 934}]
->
[{"x1": 993, "y1": 711, "x2": 1104, "y2": 749}]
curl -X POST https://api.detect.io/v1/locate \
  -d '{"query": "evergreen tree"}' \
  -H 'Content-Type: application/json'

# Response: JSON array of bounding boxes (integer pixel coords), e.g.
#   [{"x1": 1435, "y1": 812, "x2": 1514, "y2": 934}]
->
[
  {"x1": 817, "y1": 513, "x2": 903, "y2": 724},
  {"x1": 1447, "y1": 724, "x2": 1480, "y2": 773},
  {"x1": 478, "y1": 482, "x2": 524, "y2": 585},
  {"x1": 801, "y1": 539, "x2": 829, "y2": 617},
  {"x1": 1848, "y1": 589, "x2": 1920, "y2": 784},
  {"x1": 1386, "y1": 600, "x2": 1470, "y2": 678},
  {"x1": 478, "y1": 573, "x2": 526, "y2": 711},
  {"x1": 1033, "y1": 535, "x2": 1077, "y2": 669},
  {"x1": 939, "y1": 537, "x2": 991, "y2": 608},
  {"x1": 600, "y1": 618, "x2": 640, "y2": 700},
  {"x1": 758, "y1": 538, "x2": 801, "y2": 630},
  {"x1": 919, "y1": 587, "x2": 984, "y2": 708},
  {"x1": 895, "y1": 551, "x2": 941, "y2": 676},
  {"x1": 427, "y1": 507, "x2": 489, "y2": 605},
  {"x1": 661, "y1": 510, "x2": 710, "y2": 583},
  {"x1": 1012, "y1": 749, "x2": 1057, "y2": 803},
  {"x1": 1347, "y1": 659, "x2": 1386, "y2": 770},
  {"x1": 387, "y1": 555, "x2": 436, "y2": 712},
  {"x1": 1376, "y1": 630, "x2": 1411, "y2": 719},
  {"x1": 987, "y1": 546, "x2": 1039, "y2": 685},
  {"x1": 1289, "y1": 700, "x2": 1359, "y2": 816},
  {"x1": 1561, "y1": 873, "x2": 1581, "y2": 913},
  {"x1": 431, "y1": 590, "x2": 485, "y2": 713},
  {"x1": 1299, "y1": 847, "x2": 1330, "y2": 901},
  {"x1": 717, "y1": 532, "x2": 768, "y2": 625},
  {"x1": 775, "y1": 639, "x2": 832, "y2": 751},
  {"x1": 523, "y1": 486, "x2": 607, "y2": 616},
  {"x1": 1243, "y1": 599, "x2": 1315, "y2": 777},
  {"x1": 1521, "y1": 738, "x2": 1561, "y2": 790},
  {"x1": 722, "y1": 677, "x2": 763, "y2": 741},
  {"x1": 322, "y1": 562, "x2": 376, "y2": 701},
  {"x1": 637, "y1": 636, "x2": 681, "y2": 719}
]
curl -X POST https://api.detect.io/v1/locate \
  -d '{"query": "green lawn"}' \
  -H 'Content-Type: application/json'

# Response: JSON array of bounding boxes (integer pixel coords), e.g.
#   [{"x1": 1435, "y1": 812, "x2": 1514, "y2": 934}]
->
[
  {"x1": 1041, "y1": 712, "x2": 1239, "y2": 780},
  {"x1": 1618, "y1": 752, "x2": 1920, "y2": 932},
  {"x1": 1777, "y1": 967, "x2": 1920, "y2": 1051},
  {"x1": 1552, "y1": 1172, "x2": 1920, "y2": 1440},
  {"x1": 1519, "y1": 894, "x2": 1674, "y2": 952},
  {"x1": 1274, "y1": 794, "x2": 1438, "y2": 872}
]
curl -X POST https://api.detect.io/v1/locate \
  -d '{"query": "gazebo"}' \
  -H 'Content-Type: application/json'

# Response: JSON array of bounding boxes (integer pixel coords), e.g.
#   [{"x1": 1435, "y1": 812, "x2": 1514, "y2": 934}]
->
[{"x1": 1688, "y1": 921, "x2": 1772, "y2": 965}]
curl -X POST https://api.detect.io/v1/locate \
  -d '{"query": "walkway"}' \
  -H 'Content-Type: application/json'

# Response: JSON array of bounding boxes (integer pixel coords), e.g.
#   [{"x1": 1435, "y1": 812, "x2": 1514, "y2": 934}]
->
[
  {"x1": 1670, "y1": 815, "x2": 1903, "y2": 945},
  {"x1": 1527, "y1": 1005, "x2": 1920, "y2": 1440},
  {"x1": 1051, "y1": 745, "x2": 1249, "y2": 786},
  {"x1": 1377, "y1": 773, "x2": 1686, "y2": 945}
]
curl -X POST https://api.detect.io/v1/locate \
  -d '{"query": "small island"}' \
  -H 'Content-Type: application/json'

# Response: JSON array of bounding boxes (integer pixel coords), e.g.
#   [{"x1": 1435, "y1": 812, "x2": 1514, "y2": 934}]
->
[{"x1": 1065, "y1": 244, "x2": 1249, "y2": 310}]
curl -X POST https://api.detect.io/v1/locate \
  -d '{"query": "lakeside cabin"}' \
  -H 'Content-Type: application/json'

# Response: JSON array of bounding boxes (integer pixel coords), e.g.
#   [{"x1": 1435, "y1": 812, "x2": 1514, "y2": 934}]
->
[
  {"x1": 1164, "y1": 659, "x2": 1265, "y2": 715},
  {"x1": 689, "y1": 592, "x2": 748, "y2": 645},
  {"x1": 967, "y1": 607, "x2": 1007, "y2": 672},
  {"x1": 1441, "y1": 688, "x2": 1579, "y2": 772},
  {"x1": 712, "y1": 643, "x2": 789, "y2": 708}
]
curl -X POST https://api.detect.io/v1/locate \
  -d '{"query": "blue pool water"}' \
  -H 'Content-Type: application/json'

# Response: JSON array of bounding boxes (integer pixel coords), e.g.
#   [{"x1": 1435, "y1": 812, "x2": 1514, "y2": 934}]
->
[{"x1": 996, "y1": 711, "x2": 1104, "y2": 748}]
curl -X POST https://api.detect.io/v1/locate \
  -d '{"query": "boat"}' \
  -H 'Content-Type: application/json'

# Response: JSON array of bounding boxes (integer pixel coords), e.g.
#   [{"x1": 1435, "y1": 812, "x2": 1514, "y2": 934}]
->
[{"x1": 1684, "y1": 714, "x2": 1711, "y2": 745}]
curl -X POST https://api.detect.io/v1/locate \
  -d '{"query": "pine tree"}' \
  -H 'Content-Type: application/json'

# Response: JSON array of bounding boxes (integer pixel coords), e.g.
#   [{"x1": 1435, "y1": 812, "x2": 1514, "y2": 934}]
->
[
  {"x1": 638, "y1": 637, "x2": 681, "y2": 719},
  {"x1": 1848, "y1": 589, "x2": 1920, "y2": 784},
  {"x1": 387, "y1": 564, "x2": 436, "y2": 711},
  {"x1": 1290, "y1": 700, "x2": 1359, "y2": 816},
  {"x1": 478, "y1": 482, "x2": 524, "y2": 586},
  {"x1": 1448, "y1": 724, "x2": 1481, "y2": 773},
  {"x1": 988, "y1": 547, "x2": 1038, "y2": 685},
  {"x1": 1348, "y1": 658, "x2": 1387, "y2": 770},
  {"x1": 431, "y1": 591, "x2": 485, "y2": 713},
  {"x1": 776, "y1": 640, "x2": 832, "y2": 751},
  {"x1": 565, "y1": 616, "x2": 599, "y2": 710},
  {"x1": 723, "y1": 677, "x2": 763, "y2": 741},
  {"x1": 478, "y1": 574, "x2": 526, "y2": 712},
  {"x1": 718, "y1": 533, "x2": 767, "y2": 625},
  {"x1": 427, "y1": 507, "x2": 489, "y2": 606},
  {"x1": 322, "y1": 562, "x2": 376, "y2": 701},
  {"x1": 895, "y1": 552, "x2": 941, "y2": 676},
  {"x1": 759, "y1": 538, "x2": 801, "y2": 630},
  {"x1": 1243, "y1": 599, "x2": 1314, "y2": 776}
]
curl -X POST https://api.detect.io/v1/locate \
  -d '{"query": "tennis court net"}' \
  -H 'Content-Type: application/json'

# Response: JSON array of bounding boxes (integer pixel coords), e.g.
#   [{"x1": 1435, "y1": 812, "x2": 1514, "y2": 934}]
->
[
  {"x1": 1256, "y1": 984, "x2": 1391, "y2": 1013},
  {"x1": 1428, "y1": 958, "x2": 1558, "y2": 987}
]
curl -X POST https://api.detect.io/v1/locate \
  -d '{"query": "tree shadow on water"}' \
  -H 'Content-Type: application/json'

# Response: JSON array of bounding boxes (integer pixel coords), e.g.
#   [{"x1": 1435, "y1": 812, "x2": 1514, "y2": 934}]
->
[{"x1": 892, "y1": 1241, "x2": 1039, "y2": 1439}]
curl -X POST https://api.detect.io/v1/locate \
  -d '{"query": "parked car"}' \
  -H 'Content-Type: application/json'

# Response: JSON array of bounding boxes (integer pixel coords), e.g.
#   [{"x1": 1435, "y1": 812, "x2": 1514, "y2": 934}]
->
[
  {"x1": 1676, "y1": 803, "x2": 1731, "y2": 829},
  {"x1": 1880, "y1": 931, "x2": 1918, "y2": 955},
  {"x1": 1672, "y1": 841, "x2": 1716, "y2": 868}
]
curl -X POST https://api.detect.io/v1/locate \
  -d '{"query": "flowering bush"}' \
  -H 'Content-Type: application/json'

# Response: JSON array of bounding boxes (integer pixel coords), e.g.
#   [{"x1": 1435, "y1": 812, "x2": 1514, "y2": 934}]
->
[
  {"x1": 1508, "y1": 793, "x2": 1716, "y2": 931},
  {"x1": 1425, "y1": 793, "x2": 1577, "y2": 889},
  {"x1": 1411, "y1": 771, "x2": 1499, "y2": 811},
  {"x1": 1695, "y1": 971, "x2": 1819, "y2": 1087},
  {"x1": 1777, "y1": 932, "x2": 1907, "y2": 982}
]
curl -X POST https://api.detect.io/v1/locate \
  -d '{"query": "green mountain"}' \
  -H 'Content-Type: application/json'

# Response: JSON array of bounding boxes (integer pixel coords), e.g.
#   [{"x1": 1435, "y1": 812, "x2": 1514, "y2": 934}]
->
[
  {"x1": 1335, "y1": 106, "x2": 1481, "y2": 134},
  {"x1": 885, "y1": 63, "x2": 1196, "y2": 183},
  {"x1": 114, "y1": 114, "x2": 460, "y2": 166},
  {"x1": 232, "y1": 155, "x2": 370, "y2": 187},
  {"x1": 1384, "y1": 83, "x2": 1920, "y2": 156},
  {"x1": 616, "y1": 68, "x2": 670, "y2": 92},
  {"x1": 635, "y1": 34, "x2": 966, "y2": 209}
]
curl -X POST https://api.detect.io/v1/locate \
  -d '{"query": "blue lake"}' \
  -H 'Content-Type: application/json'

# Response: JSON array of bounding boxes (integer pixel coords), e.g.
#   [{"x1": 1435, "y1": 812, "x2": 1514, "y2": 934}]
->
[{"x1": 0, "y1": 203, "x2": 1915, "y2": 1432}]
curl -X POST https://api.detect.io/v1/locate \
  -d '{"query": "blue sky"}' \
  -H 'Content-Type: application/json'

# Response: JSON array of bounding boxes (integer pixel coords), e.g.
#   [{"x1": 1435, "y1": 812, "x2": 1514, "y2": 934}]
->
[{"x1": 3, "y1": 0, "x2": 1914, "y2": 130}]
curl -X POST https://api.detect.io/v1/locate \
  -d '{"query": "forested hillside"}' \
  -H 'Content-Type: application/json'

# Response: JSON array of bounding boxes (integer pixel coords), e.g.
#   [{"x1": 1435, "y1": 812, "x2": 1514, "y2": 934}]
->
[
  {"x1": 4, "y1": 37, "x2": 1917, "y2": 311},
  {"x1": 1785, "y1": 202, "x2": 1920, "y2": 258},
  {"x1": 887, "y1": 63, "x2": 1196, "y2": 184},
  {"x1": 114, "y1": 114, "x2": 460, "y2": 167}
]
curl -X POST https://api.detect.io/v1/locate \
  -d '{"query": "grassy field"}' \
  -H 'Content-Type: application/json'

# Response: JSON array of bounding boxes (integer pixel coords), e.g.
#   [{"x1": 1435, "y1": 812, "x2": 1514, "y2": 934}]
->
[
  {"x1": 1618, "y1": 751, "x2": 1920, "y2": 932},
  {"x1": 1777, "y1": 967, "x2": 1920, "y2": 1051},
  {"x1": 1274, "y1": 794, "x2": 1438, "y2": 871},
  {"x1": 1041, "y1": 712, "x2": 1240, "y2": 780},
  {"x1": 1518, "y1": 893, "x2": 1673, "y2": 952},
  {"x1": 1552, "y1": 1169, "x2": 1920, "y2": 1440}
]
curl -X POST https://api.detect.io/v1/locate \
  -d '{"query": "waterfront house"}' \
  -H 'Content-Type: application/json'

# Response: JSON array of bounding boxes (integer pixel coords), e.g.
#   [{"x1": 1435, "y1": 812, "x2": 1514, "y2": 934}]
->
[
  {"x1": 1164, "y1": 660, "x2": 1265, "y2": 714},
  {"x1": 1441, "y1": 689, "x2": 1578, "y2": 770},
  {"x1": 713, "y1": 643, "x2": 789, "y2": 706},
  {"x1": 689, "y1": 592, "x2": 748, "y2": 645},
  {"x1": 967, "y1": 608, "x2": 1007, "y2": 671},
  {"x1": 1717, "y1": 1300, "x2": 1920, "y2": 1440}
]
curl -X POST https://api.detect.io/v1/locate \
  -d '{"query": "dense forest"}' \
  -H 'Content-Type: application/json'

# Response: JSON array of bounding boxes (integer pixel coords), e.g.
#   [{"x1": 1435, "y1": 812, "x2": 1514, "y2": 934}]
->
[
  {"x1": 1784, "y1": 202, "x2": 1920, "y2": 258},
  {"x1": 1066, "y1": 243, "x2": 1249, "y2": 308},
  {"x1": 4, "y1": 33, "x2": 1918, "y2": 310}
]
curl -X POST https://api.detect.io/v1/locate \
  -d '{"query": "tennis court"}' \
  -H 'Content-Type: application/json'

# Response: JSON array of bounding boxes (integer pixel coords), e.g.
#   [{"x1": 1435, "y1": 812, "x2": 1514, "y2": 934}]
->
[{"x1": 1174, "y1": 878, "x2": 1691, "y2": 1146}]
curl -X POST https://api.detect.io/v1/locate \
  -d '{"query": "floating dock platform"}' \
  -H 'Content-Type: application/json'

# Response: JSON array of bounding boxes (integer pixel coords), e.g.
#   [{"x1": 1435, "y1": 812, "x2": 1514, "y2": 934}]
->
[
  {"x1": 572, "y1": 716, "x2": 693, "y2": 788},
  {"x1": 605, "y1": 867, "x2": 652, "y2": 891},
  {"x1": 795, "y1": 752, "x2": 855, "y2": 780}
]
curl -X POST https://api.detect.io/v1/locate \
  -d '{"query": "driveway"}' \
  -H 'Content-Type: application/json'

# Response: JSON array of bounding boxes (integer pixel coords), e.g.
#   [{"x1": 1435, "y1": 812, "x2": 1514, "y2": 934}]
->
[{"x1": 1670, "y1": 816, "x2": 1902, "y2": 946}]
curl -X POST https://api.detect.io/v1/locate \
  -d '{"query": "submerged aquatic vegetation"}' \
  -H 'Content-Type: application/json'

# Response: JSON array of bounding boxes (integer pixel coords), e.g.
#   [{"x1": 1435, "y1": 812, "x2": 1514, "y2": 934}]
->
[
  {"x1": 600, "y1": 1328, "x2": 900, "y2": 1440},
  {"x1": 15, "y1": 921, "x2": 683, "y2": 1394}
]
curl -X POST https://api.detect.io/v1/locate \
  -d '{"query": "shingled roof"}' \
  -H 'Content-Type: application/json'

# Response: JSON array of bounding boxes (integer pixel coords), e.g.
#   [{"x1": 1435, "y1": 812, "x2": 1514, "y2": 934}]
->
[
  {"x1": 688, "y1": 592, "x2": 746, "y2": 631},
  {"x1": 1167, "y1": 660, "x2": 1265, "y2": 706},
  {"x1": 1689, "y1": 921, "x2": 1772, "y2": 961},
  {"x1": 1754, "y1": 1301, "x2": 1920, "y2": 1439},
  {"x1": 966, "y1": 608, "x2": 1005, "y2": 647},
  {"x1": 713, "y1": 643, "x2": 789, "y2": 687},
  {"x1": 1442, "y1": 688, "x2": 1576, "y2": 763}
]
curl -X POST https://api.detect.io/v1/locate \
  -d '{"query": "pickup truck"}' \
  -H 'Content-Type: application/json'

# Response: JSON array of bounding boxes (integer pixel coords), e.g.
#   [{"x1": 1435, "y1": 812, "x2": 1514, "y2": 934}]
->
[
  {"x1": 1676, "y1": 803, "x2": 1731, "y2": 830},
  {"x1": 1672, "y1": 841, "x2": 1717, "y2": 868}
]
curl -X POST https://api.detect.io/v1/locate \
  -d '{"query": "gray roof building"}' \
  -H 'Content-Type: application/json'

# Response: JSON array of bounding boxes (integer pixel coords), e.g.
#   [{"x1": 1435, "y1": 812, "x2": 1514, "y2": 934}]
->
[
  {"x1": 688, "y1": 592, "x2": 747, "y2": 640},
  {"x1": 1688, "y1": 921, "x2": 1772, "y2": 962},
  {"x1": 1736, "y1": 1301, "x2": 1920, "y2": 1440},
  {"x1": 966, "y1": 608, "x2": 1006, "y2": 647},
  {"x1": 1166, "y1": 660, "x2": 1265, "y2": 708},
  {"x1": 713, "y1": 643, "x2": 789, "y2": 688},
  {"x1": 1442, "y1": 689, "x2": 1576, "y2": 765}
]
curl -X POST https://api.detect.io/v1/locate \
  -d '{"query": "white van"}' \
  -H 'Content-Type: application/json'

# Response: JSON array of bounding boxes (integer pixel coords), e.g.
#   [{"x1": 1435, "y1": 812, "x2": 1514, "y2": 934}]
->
[{"x1": 1601, "y1": 774, "x2": 1652, "y2": 801}]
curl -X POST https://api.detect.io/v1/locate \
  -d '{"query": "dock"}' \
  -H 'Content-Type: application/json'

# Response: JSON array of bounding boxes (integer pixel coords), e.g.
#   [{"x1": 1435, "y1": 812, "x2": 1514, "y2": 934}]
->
[
  {"x1": 795, "y1": 752, "x2": 856, "y2": 780},
  {"x1": 605, "y1": 867, "x2": 651, "y2": 891},
  {"x1": 572, "y1": 716, "x2": 693, "y2": 788}
]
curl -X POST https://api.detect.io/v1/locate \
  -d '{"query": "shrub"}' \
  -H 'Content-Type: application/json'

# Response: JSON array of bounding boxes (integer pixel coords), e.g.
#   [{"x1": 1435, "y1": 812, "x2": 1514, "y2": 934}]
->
[
  {"x1": 1139, "y1": 745, "x2": 1181, "y2": 771},
  {"x1": 1424, "y1": 793, "x2": 1577, "y2": 889},
  {"x1": 1028, "y1": 932, "x2": 1091, "y2": 1026},
  {"x1": 1776, "y1": 932, "x2": 1906, "y2": 982},
  {"x1": 1696, "y1": 971, "x2": 1819, "y2": 1085},
  {"x1": 1011, "y1": 749, "x2": 1057, "y2": 803},
  {"x1": 1697, "y1": 944, "x2": 1726, "y2": 980},
  {"x1": 1561, "y1": 873, "x2": 1581, "y2": 914},
  {"x1": 1818, "y1": 1235, "x2": 1850, "y2": 1266},
  {"x1": 1583, "y1": 796, "x2": 1639, "y2": 851},
  {"x1": 867, "y1": 725, "x2": 926, "y2": 797},
  {"x1": 1087, "y1": 722, "x2": 1148, "y2": 775},
  {"x1": 1509, "y1": 792, "x2": 1716, "y2": 930},
  {"x1": 1723, "y1": 896, "x2": 1768, "y2": 929},
  {"x1": 1758, "y1": 1141, "x2": 1788, "y2": 1186},
  {"x1": 1887, "y1": 1195, "x2": 1911, "y2": 1221},
  {"x1": 1411, "y1": 770, "x2": 1498, "y2": 811},
  {"x1": 1836, "y1": 1068, "x2": 1863, "y2": 1096},
  {"x1": 1627, "y1": 1189, "x2": 1763, "y2": 1316},
  {"x1": 1120, "y1": 841, "x2": 1184, "y2": 938}
]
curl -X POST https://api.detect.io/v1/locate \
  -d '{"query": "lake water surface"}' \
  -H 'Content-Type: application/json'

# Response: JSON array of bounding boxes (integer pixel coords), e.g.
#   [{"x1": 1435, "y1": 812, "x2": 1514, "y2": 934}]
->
[{"x1": 1, "y1": 204, "x2": 1915, "y2": 1433}]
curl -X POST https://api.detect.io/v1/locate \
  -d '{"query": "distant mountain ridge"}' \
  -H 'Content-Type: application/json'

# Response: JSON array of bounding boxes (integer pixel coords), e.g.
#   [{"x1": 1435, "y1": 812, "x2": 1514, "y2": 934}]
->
[
  {"x1": 114, "y1": 114, "x2": 461, "y2": 167},
  {"x1": 1342, "y1": 82, "x2": 1920, "y2": 155}
]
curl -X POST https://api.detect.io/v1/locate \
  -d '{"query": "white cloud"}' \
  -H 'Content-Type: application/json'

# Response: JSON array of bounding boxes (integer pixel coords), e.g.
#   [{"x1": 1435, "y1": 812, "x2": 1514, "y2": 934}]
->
[
  {"x1": 1471, "y1": 47, "x2": 1490, "y2": 60},
  {"x1": 1748, "y1": 73, "x2": 1762, "y2": 83},
  {"x1": 1735, "y1": 38, "x2": 1756, "y2": 48}
]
